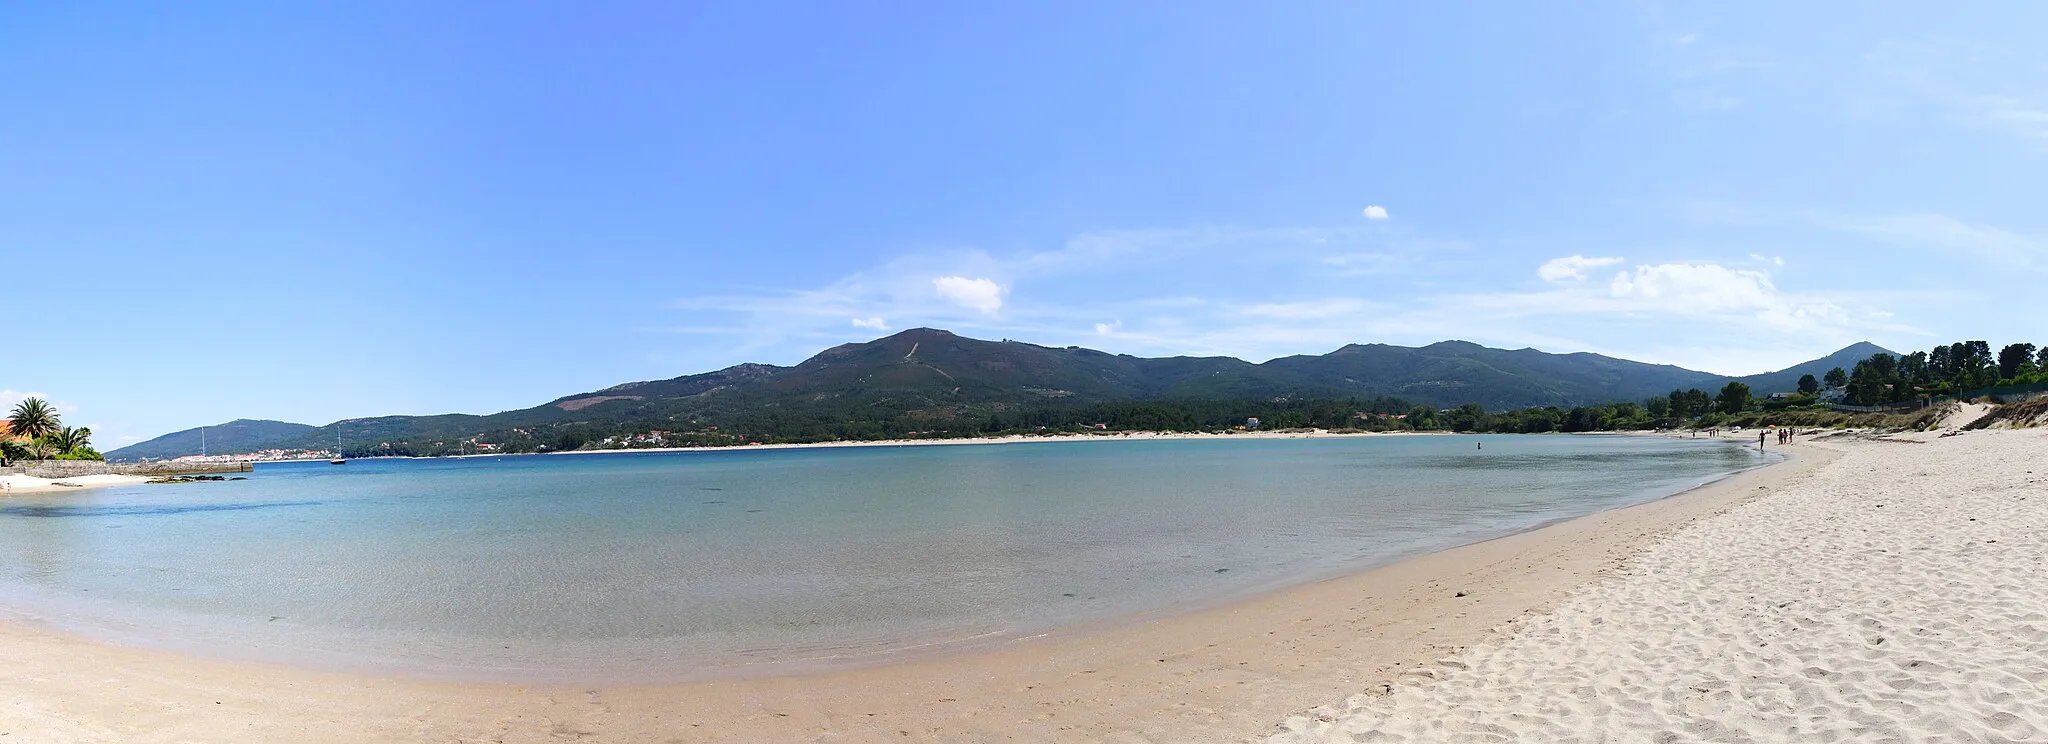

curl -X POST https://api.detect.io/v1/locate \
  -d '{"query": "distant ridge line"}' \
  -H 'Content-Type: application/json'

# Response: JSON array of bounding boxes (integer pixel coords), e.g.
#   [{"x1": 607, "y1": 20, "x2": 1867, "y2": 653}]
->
[{"x1": 107, "y1": 329, "x2": 1891, "y2": 460}]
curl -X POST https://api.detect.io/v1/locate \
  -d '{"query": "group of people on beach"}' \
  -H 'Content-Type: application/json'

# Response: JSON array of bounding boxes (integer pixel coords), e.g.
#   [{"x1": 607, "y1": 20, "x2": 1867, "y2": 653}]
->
[{"x1": 1761, "y1": 428, "x2": 1792, "y2": 448}]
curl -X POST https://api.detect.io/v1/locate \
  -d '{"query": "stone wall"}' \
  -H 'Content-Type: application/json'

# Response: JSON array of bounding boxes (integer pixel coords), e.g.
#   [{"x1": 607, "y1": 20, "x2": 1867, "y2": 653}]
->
[{"x1": 1, "y1": 460, "x2": 254, "y2": 478}]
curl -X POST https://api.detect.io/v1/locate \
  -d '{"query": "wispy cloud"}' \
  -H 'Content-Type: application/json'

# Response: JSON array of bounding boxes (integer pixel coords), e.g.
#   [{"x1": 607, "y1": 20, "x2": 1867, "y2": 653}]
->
[
  {"x1": 1537, "y1": 255, "x2": 1625, "y2": 282},
  {"x1": 1821, "y1": 211, "x2": 2046, "y2": 271},
  {"x1": 659, "y1": 220, "x2": 1919, "y2": 374},
  {"x1": 1861, "y1": 39, "x2": 2048, "y2": 149},
  {"x1": 1687, "y1": 201, "x2": 2046, "y2": 274},
  {"x1": 1241, "y1": 298, "x2": 1375, "y2": 320},
  {"x1": 1980, "y1": 95, "x2": 2048, "y2": 141}
]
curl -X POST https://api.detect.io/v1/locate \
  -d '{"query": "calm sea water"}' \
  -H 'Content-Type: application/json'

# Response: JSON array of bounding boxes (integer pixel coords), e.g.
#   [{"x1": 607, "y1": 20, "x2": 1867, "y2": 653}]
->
[{"x1": 0, "y1": 435, "x2": 1768, "y2": 681}]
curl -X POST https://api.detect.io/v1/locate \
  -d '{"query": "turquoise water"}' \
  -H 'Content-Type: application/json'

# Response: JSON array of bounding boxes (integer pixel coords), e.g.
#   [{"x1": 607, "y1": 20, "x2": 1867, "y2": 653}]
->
[{"x1": 0, "y1": 435, "x2": 1768, "y2": 681}]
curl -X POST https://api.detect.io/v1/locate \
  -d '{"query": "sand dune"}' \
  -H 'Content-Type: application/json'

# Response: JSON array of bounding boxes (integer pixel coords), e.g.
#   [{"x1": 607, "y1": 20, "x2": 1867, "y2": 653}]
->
[{"x1": 1270, "y1": 430, "x2": 2048, "y2": 742}]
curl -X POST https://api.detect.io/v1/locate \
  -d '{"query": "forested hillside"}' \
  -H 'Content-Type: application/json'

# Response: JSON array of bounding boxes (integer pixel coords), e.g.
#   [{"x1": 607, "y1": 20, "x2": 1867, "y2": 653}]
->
[{"x1": 108, "y1": 329, "x2": 1904, "y2": 460}]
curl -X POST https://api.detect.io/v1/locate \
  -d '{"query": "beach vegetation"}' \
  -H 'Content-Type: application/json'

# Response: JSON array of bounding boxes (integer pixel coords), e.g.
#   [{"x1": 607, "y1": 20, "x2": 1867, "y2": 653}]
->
[
  {"x1": 8, "y1": 398, "x2": 61, "y2": 442},
  {"x1": 22, "y1": 439, "x2": 57, "y2": 461},
  {"x1": 1716, "y1": 382, "x2": 1752, "y2": 415},
  {"x1": 0, "y1": 401, "x2": 105, "y2": 461},
  {"x1": 1999, "y1": 343, "x2": 2038, "y2": 380},
  {"x1": 45, "y1": 426, "x2": 102, "y2": 460}
]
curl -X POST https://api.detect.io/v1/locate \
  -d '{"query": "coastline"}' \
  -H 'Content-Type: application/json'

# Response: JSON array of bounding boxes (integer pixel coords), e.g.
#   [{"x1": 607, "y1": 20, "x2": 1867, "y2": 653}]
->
[
  {"x1": 0, "y1": 436, "x2": 1826, "y2": 742},
  {"x1": 544, "y1": 427, "x2": 1442, "y2": 456},
  {"x1": 203, "y1": 428, "x2": 1707, "y2": 466}
]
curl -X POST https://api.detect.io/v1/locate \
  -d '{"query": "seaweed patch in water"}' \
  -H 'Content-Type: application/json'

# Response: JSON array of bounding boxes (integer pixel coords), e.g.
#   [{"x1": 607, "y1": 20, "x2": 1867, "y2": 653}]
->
[{"x1": 0, "y1": 501, "x2": 325, "y2": 519}]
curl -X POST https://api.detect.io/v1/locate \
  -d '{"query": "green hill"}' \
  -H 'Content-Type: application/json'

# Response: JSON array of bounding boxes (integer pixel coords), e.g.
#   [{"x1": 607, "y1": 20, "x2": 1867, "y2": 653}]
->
[
  {"x1": 111, "y1": 329, "x2": 1889, "y2": 459},
  {"x1": 106, "y1": 419, "x2": 318, "y2": 461},
  {"x1": 1732, "y1": 342, "x2": 1895, "y2": 394}
]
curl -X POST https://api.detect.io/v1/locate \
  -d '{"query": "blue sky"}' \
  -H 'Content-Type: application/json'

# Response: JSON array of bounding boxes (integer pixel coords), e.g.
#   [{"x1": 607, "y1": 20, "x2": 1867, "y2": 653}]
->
[{"x1": 5, "y1": 2, "x2": 2046, "y2": 446}]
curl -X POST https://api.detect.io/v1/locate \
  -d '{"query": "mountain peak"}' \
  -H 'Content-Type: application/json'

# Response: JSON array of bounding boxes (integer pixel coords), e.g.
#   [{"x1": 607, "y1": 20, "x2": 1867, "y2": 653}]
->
[
  {"x1": 1835, "y1": 341, "x2": 1893, "y2": 357},
  {"x1": 1728, "y1": 341, "x2": 1899, "y2": 393},
  {"x1": 879, "y1": 327, "x2": 958, "y2": 341}
]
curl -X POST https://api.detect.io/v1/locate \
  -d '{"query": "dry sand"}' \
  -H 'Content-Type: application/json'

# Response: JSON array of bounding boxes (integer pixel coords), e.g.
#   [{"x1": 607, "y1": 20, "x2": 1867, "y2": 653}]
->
[
  {"x1": 0, "y1": 436, "x2": 1822, "y2": 743},
  {"x1": 1271, "y1": 429, "x2": 2048, "y2": 742},
  {"x1": 0, "y1": 473, "x2": 148, "y2": 494}
]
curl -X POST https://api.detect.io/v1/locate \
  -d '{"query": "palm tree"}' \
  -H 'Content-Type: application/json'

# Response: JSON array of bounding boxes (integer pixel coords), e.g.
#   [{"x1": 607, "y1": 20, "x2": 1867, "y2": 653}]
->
[
  {"x1": 8, "y1": 398, "x2": 60, "y2": 441},
  {"x1": 24, "y1": 439, "x2": 56, "y2": 461},
  {"x1": 52, "y1": 426, "x2": 92, "y2": 455}
]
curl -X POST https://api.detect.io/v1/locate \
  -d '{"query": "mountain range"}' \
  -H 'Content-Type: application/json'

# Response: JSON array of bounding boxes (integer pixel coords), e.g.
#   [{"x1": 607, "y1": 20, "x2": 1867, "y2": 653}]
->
[{"x1": 107, "y1": 329, "x2": 1888, "y2": 460}]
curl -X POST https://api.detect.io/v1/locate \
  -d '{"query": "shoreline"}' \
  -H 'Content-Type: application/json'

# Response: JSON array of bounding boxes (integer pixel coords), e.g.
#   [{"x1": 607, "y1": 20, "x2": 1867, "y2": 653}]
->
[
  {"x1": 160, "y1": 428, "x2": 1735, "y2": 466},
  {"x1": 0, "y1": 437, "x2": 1827, "y2": 742},
  {"x1": 543, "y1": 427, "x2": 1444, "y2": 456}
]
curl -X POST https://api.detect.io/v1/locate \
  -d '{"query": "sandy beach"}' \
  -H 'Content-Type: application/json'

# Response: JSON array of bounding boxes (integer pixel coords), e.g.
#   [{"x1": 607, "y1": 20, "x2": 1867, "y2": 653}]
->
[
  {"x1": 1271, "y1": 428, "x2": 2048, "y2": 742},
  {"x1": 0, "y1": 433, "x2": 1819, "y2": 743},
  {"x1": 0, "y1": 473, "x2": 148, "y2": 494},
  {"x1": 11, "y1": 431, "x2": 2040, "y2": 742}
]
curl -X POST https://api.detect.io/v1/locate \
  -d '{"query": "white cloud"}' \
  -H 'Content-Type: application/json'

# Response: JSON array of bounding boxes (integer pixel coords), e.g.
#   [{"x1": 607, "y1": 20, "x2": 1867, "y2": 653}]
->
[
  {"x1": 1361, "y1": 205, "x2": 1389, "y2": 220},
  {"x1": 1607, "y1": 262, "x2": 1848, "y2": 331},
  {"x1": 931, "y1": 276, "x2": 1006, "y2": 315},
  {"x1": 1748, "y1": 253, "x2": 1785, "y2": 266},
  {"x1": 1609, "y1": 262, "x2": 1777, "y2": 311},
  {"x1": 659, "y1": 219, "x2": 1922, "y2": 376},
  {"x1": 1536, "y1": 255, "x2": 1625, "y2": 282},
  {"x1": 851, "y1": 317, "x2": 890, "y2": 331}
]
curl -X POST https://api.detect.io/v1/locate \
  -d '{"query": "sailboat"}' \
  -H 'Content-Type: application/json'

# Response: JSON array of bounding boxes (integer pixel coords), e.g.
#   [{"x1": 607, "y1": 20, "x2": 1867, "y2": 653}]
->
[{"x1": 330, "y1": 429, "x2": 347, "y2": 465}]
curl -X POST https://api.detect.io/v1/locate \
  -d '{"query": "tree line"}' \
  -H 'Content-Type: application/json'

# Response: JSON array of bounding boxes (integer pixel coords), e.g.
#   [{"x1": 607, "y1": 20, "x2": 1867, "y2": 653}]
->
[
  {"x1": 1827, "y1": 340, "x2": 2045, "y2": 407},
  {"x1": 2, "y1": 397, "x2": 101, "y2": 465}
]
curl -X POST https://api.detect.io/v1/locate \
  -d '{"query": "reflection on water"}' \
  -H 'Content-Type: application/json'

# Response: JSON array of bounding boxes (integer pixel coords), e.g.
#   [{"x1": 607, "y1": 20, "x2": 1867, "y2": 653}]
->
[{"x1": 0, "y1": 435, "x2": 1766, "y2": 681}]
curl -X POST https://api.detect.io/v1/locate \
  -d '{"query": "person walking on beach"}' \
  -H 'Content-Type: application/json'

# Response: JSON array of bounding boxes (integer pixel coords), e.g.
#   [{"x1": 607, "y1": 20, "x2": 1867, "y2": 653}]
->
[{"x1": 1759, "y1": 430, "x2": 1767, "y2": 450}]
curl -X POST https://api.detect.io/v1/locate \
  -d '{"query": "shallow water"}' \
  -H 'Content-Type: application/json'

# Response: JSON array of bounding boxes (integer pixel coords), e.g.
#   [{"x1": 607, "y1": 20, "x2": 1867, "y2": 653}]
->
[{"x1": 0, "y1": 435, "x2": 1768, "y2": 681}]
